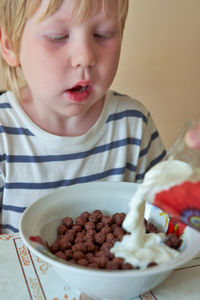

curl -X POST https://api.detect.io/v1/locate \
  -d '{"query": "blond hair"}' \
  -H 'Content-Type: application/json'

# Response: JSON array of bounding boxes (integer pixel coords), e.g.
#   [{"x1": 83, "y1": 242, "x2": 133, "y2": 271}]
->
[{"x1": 0, "y1": 0, "x2": 129, "y2": 99}]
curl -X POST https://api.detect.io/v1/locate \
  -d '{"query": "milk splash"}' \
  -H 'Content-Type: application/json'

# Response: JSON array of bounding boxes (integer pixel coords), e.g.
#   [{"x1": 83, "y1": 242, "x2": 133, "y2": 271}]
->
[{"x1": 111, "y1": 160, "x2": 200, "y2": 269}]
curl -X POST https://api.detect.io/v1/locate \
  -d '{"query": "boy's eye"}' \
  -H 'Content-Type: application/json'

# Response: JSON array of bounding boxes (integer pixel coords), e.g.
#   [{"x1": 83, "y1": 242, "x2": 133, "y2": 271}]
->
[
  {"x1": 94, "y1": 32, "x2": 113, "y2": 40},
  {"x1": 46, "y1": 34, "x2": 69, "y2": 42}
]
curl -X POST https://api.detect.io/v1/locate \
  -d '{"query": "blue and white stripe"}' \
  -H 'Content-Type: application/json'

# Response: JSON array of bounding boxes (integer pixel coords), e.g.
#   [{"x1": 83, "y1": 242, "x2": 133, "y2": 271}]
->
[{"x1": 0, "y1": 90, "x2": 166, "y2": 233}]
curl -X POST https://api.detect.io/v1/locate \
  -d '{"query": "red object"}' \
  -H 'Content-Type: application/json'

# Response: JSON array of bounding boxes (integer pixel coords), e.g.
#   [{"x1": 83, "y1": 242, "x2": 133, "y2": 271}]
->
[
  {"x1": 29, "y1": 235, "x2": 45, "y2": 246},
  {"x1": 167, "y1": 218, "x2": 186, "y2": 238},
  {"x1": 154, "y1": 181, "x2": 200, "y2": 231}
]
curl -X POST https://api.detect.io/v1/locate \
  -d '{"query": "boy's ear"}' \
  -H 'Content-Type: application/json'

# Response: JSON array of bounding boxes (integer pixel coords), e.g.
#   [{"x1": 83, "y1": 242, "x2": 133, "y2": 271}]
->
[{"x1": 0, "y1": 28, "x2": 19, "y2": 67}]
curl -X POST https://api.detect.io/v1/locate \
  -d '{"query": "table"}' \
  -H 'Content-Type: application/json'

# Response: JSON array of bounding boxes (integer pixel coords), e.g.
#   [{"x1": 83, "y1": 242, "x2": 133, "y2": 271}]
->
[{"x1": 0, "y1": 233, "x2": 200, "y2": 300}]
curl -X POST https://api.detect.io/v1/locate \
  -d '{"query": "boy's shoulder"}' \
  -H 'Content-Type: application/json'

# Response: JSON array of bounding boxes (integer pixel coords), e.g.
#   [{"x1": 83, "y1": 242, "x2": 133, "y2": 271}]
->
[
  {"x1": 0, "y1": 91, "x2": 18, "y2": 109},
  {"x1": 0, "y1": 90, "x2": 6, "y2": 96},
  {"x1": 0, "y1": 91, "x2": 13, "y2": 109},
  {"x1": 0, "y1": 91, "x2": 19, "y2": 121},
  {"x1": 110, "y1": 90, "x2": 149, "y2": 115}
]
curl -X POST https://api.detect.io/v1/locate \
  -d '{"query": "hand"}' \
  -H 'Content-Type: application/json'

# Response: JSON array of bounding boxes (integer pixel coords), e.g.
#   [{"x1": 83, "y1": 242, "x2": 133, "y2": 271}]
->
[{"x1": 185, "y1": 121, "x2": 200, "y2": 149}]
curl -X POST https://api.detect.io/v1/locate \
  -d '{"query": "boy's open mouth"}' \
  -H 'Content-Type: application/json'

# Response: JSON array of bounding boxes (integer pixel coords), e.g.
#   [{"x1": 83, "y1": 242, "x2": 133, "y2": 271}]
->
[
  {"x1": 65, "y1": 83, "x2": 92, "y2": 102},
  {"x1": 68, "y1": 85, "x2": 89, "y2": 93}
]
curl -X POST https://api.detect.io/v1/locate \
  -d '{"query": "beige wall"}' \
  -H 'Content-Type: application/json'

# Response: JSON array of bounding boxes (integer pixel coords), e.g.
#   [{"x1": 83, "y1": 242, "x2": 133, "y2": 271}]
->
[
  {"x1": 0, "y1": 0, "x2": 200, "y2": 149},
  {"x1": 111, "y1": 0, "x2": 200, "y2": 149}
]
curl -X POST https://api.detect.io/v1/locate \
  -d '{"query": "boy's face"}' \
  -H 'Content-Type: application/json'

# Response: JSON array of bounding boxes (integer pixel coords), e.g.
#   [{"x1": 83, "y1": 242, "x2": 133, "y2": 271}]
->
[{"x1": 19, "y1": 0, "x2": 122, "y2": 121}]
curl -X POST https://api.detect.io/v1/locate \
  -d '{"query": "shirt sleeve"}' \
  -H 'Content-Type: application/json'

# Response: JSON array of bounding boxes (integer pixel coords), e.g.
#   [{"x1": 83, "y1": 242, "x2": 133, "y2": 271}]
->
[
  {"x1": 0, "y1": 173, "x2": 3, "y2": 234},
  {"x1": 135, "y1": 112, "x2": 166, "y2": 182}
]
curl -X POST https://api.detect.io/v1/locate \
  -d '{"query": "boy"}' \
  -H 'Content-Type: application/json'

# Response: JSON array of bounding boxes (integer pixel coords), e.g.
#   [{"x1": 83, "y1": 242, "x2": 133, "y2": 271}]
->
[{"x1": 0, "y1": 0, "x2": 166, "y2": 233}]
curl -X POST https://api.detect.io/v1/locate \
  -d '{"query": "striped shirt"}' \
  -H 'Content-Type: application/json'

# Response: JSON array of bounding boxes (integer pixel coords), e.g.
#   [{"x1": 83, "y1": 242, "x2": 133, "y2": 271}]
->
[{"x1": 0, "y1": 90, "x2": 166, "y2": 233}]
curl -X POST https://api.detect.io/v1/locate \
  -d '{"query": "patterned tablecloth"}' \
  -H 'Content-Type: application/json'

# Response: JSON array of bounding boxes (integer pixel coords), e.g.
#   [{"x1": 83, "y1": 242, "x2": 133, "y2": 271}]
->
[{"x1": 0, "y1": 233, "x2": 200, "y2": 300}]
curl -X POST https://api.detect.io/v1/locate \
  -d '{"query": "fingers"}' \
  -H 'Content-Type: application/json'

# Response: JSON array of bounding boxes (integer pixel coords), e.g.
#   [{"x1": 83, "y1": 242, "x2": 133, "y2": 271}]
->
[{"x1": 185, "y1": 122, "x2": 200, "y2": 149}]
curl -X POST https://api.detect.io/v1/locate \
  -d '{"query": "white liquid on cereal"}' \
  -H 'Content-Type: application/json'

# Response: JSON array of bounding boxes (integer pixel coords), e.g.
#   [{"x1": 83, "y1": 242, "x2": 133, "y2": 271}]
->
[{"x1": 111, "y1": 160, "x2": 200, "y2": 269}]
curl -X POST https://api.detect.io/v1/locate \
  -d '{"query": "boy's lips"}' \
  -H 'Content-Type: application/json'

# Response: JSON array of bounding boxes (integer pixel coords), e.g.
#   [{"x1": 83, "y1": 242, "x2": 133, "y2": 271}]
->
[{"x1": 64, "y1": 81, "x2": 92, "y2": 103}]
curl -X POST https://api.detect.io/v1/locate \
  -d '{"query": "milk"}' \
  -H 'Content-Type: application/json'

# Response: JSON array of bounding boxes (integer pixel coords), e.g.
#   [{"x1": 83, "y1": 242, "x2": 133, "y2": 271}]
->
[{"x1": 111, "y1": 160, "x2": 200, "y2": 269}]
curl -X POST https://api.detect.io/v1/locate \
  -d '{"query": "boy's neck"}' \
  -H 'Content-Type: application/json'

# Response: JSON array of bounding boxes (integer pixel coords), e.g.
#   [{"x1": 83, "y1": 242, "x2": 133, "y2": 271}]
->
[{"x1": 19, "y1": 86, "x2": 105, "y2": 137}]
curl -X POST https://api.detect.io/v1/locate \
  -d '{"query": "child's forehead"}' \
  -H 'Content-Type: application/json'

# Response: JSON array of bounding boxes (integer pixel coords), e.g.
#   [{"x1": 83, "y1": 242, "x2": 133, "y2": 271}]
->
[{"x1": 36, "y1": 0, "x2": 119, "y2": 25}]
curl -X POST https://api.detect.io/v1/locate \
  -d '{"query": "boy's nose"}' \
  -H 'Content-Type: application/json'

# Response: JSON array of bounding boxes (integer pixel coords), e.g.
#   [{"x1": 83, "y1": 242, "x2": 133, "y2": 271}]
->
[{"x1": 71, "y1": 41, "x2": 96, "y2": 69}]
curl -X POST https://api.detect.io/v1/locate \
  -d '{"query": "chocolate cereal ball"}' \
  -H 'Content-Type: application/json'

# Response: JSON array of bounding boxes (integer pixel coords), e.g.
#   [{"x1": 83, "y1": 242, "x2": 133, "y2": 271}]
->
[{"x1": 50, "y1": 210, "x2": 181, "y2": 271}]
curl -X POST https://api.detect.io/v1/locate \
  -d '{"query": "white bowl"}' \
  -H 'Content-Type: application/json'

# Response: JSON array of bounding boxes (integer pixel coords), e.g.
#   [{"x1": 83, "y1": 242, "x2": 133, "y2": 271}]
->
[{"x1": 19, "y1": 182, "x2": 200, "y2": 300}]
